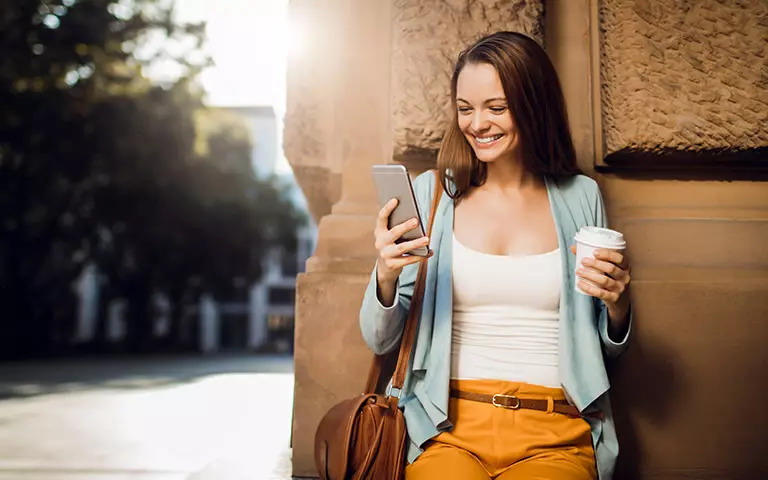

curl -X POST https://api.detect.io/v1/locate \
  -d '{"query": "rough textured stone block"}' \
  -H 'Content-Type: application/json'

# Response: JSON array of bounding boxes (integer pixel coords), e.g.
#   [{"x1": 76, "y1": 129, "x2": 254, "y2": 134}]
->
[
  {"x1": 600, "y1": 0, "x2": 768, "y2": 155},
  {"x1": 391, "y1": 0, "x2": 545, "y2": 164}
]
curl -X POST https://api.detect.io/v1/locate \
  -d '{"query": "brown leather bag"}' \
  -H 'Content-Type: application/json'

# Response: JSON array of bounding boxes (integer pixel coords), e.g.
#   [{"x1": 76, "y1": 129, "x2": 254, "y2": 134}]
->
[{"x1": 314, "y1": 171, "x2": 442, "y2": 480}]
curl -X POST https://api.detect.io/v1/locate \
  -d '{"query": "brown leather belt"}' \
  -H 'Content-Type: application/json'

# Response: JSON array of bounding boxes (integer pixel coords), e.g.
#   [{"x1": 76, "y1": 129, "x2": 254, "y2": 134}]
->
[{"x1": 450, "y1": 388, "x2": 581, "y2": 417}]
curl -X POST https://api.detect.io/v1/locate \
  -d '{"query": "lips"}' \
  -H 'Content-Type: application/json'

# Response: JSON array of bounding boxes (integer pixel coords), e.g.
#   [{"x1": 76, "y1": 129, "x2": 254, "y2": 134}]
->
[{"x1": 473, "y1": 134, "x2": 503, "y2": 147}]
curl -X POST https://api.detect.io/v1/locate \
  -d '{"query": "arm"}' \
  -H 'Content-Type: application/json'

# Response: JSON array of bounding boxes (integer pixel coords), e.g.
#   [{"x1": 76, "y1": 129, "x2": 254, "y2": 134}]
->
[
  {"x1": 359, "y1": 172, "x2": 435, "y2": 355},
  {"x1": 592, "y1": 184, "x2": 633, "y2": 359},
  {"x1": 359, "y1": 258, "x2": 419, "y2": 355}
]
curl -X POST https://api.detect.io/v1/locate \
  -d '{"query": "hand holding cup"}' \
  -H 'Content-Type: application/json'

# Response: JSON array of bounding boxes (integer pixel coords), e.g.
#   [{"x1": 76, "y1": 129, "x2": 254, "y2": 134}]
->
[{"x1": 571, "y1": 227, "x2": 631, "y2": 320}]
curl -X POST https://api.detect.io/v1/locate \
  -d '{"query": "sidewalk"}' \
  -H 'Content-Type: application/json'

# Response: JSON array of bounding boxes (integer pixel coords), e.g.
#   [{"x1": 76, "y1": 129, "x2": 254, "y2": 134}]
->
[{"x1": 0, "y1": 354, "x2": 306, "y2": 480}]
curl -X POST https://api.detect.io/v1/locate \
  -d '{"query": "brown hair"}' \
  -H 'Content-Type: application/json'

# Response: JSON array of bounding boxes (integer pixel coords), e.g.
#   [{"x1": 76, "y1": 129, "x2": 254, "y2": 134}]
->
[{"x1": 437, "y1": 31, "x2": 581, "y2": 200}]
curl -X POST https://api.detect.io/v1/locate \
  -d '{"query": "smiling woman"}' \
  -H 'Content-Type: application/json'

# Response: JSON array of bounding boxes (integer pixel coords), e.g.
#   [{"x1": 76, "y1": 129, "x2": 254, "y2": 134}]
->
[
  {"x1": 438, "y1": 32, "x2": 581, "y2": 201},
  {"x1": 359, "y1": 31, "x2": 634, "y2": 480}
]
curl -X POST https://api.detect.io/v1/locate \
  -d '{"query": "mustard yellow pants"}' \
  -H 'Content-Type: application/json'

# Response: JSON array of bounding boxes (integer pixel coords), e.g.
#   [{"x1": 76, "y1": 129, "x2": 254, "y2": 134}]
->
[{"x1": 405, "y1": 379, "x2": 597, "y2": 480}]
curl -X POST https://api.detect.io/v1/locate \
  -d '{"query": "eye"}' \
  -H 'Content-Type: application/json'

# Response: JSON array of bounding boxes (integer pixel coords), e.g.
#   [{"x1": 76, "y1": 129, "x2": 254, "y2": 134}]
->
[
  {"x1": 457, "y1": 106, "x2": 472, "y2": 115},
  {"x1": 489, "y1": 106, "x2": 507, "y2": 114}
]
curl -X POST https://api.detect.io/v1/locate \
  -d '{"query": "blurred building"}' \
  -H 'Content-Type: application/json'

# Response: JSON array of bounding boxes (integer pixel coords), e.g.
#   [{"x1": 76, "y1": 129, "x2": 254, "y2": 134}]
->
[
  {"x1": 73, "y1": 104, "x2": 317, "y2": 354},
  {"x1": 218, "y1": 106, "x2": 279, "y2": 178},
  {"x1": 210, "y1": 105, "x2": 317, "y2": 353}
]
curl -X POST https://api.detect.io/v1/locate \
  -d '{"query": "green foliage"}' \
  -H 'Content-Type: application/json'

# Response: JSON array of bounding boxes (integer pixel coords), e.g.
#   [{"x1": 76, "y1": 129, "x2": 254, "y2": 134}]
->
[{"x1": 0, "y1": 0, "x2": 303, "y2": 357}]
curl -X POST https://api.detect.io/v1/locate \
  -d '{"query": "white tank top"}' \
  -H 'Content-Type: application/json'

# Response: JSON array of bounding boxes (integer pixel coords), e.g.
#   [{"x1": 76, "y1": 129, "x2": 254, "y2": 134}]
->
[{"x1": 451, "y1": 233, "x2": 562, "y2": 387}]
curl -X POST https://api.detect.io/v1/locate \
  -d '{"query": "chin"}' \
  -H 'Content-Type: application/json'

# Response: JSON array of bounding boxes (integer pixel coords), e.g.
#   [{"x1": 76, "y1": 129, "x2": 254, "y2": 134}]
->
[
  {"x1": 474, "y1": 153, "x2": 499, "y2": 164},
  {"x1": 472, "y1": 148, "x2": 507, "y2": 164}
]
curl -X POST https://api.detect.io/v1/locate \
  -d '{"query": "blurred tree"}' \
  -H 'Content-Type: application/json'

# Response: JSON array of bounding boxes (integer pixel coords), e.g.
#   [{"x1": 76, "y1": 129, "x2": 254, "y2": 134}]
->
[{"x1": 0, "y1": 1, "x2": 303, "y2": 358}]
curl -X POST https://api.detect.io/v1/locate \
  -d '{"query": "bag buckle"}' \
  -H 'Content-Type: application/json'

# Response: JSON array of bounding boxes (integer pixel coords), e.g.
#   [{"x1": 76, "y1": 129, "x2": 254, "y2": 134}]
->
[
  {"x1": 386, "y1": 385, "x2": 402, "y2": 400},
  {"x1": 492, "y1": 394, "x2": 521, "y2": 409}
]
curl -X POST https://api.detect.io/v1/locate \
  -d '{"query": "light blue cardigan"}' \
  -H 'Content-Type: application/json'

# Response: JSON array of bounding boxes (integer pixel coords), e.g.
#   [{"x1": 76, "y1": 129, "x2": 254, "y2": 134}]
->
[{"x1": 359, "y1": 171, "x2": 631, "y2": 479}]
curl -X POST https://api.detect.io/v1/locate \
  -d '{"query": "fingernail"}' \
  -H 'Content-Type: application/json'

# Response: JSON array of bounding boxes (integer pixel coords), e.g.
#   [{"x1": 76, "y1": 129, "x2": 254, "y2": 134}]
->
[
  {"x1": 423, "y1": 237, "x2": 430, "y2": 244},
  {"x1": 410, "y1": 218, "x2": 418, "y2": 226},
  {"x1": 582, "y1": 258, "x2": 592, "y2": 266}
]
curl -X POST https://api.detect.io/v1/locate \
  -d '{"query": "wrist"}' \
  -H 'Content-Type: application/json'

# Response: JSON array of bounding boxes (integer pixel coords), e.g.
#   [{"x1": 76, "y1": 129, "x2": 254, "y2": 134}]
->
[
  {"x1": 606, "y1": 303, "x2": 629, "y2": 323},
  {"x1": 606, "y1": 302, "x2": 631, "y2": 340},
  {"x1": 376, "y1": 262, "x2": 399, "y2": 286}
]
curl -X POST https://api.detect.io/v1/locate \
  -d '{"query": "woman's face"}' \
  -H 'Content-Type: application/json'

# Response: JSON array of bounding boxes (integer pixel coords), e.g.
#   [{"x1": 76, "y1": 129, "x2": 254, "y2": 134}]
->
[{"x1": 455, "y1": 62, "x2": 519, "y2": 165}]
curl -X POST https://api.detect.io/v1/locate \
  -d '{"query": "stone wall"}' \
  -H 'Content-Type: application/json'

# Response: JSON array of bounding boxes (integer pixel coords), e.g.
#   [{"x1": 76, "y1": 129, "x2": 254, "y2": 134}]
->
[
  {"x1": 600, "y1": 0, "x2": 768, "y2": 155},
  {"x1": 391, "y1": 0, "x2": 544, "y2": 166},
  {"x1": 587, "y1": 1, "x2": 768, "y2": 477}
]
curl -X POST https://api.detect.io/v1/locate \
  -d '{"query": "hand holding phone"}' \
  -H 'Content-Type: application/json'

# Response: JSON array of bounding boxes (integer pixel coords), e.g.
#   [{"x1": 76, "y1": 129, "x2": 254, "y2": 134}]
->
[
  {"x1": 374, "y1": 198, "x2": 431, "y2": 278},
  {"x1": 371, "y1": 165, "x2": 432, "y2": 286}
]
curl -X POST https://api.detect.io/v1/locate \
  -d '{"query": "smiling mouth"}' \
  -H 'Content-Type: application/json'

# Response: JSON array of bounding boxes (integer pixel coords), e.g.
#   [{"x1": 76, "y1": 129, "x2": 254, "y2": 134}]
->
[{"x1": 474, "y1": 134, "x2": 503, "y2": 145}]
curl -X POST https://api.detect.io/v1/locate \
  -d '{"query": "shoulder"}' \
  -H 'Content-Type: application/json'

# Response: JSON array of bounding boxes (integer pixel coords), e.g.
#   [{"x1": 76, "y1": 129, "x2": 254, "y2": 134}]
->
[
  {"x1": 551, "y1": 174, "x2": 602, "y2": 202},
  {"x1": 412, "y1": 169, "x2": 437, "y2": 192},
  {"x1": 411, "y1": 169, "x2": 439, "y2": 206},
  {"x1": 555, "y1": 174, "x2": 599, "y2": 193},
  {"x1": 549, "y1": 174, "x2": 605, "y2": 226}
]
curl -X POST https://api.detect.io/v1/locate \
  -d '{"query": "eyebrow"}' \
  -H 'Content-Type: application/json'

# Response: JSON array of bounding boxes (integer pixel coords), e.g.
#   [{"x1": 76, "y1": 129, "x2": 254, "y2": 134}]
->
[{"x1": 456, "y1": 97, "x2": 507, "y2": 104}]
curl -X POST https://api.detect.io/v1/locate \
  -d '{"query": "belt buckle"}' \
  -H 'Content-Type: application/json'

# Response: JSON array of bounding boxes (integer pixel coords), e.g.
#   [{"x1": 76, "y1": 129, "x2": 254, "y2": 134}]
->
[{"x1": 492, "y1": 394, "x2": 521, "y2": 409}]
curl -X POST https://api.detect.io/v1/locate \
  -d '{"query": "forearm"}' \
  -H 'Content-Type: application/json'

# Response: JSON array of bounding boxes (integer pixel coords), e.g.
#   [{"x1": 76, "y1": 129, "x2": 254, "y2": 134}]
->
[
  {"x1": 376, "y1": 271, "x2": 398, "y2": 307},
  {"x1": 606, "y1": 302, "x2": 631, "y2": 342},
  {"x1": 360, "y1": 271, "x2": 407, "y2": 355}
]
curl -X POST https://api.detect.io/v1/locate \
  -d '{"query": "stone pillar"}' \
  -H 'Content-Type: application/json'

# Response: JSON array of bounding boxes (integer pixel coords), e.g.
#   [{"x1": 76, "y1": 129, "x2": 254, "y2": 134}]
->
[
  {"x1": 283, "y1": 0, "x2": 345, "y2": 223},
  {"x1": 288, "y1": 0, "x2": 394, "y2": 475},
  {"x1": 286, "y1": 1, "x2": 545, "y2": 476}
]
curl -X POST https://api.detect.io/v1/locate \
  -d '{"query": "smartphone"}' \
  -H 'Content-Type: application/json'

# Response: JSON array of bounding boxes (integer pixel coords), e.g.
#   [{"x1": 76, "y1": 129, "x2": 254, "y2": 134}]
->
[{"x1": 371, "y1": 164, "x2": 430, "y2": 257}]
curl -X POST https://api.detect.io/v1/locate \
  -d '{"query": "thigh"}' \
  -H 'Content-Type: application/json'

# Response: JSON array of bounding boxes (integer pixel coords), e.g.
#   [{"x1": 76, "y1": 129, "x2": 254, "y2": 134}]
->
[
  {"x1": 495, "y1": 452, "x2": 596, "y2": 480},
  {"x1": 405, "y1": 442, "x2": 491, "y2": 480}
]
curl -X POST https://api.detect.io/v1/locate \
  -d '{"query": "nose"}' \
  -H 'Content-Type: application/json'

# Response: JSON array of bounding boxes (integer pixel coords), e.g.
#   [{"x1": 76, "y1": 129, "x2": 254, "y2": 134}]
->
[{"x1": 471, "y1": 110, "x2": 490, "y2": 132}]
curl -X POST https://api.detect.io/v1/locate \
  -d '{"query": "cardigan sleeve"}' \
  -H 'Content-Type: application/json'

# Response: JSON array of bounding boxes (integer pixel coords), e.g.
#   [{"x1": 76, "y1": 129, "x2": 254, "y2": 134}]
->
[
  {"x1": 359, "y1": 172, "x2": 435, "y2": 355},
  {"x1": 592, "y1": 182, "x2": 633, "y2": 359}
]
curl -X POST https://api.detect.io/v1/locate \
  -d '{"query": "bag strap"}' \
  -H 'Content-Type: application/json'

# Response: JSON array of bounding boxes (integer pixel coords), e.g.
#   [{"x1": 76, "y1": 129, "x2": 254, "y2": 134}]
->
[{"x1": 364, "y1": 169, "x2": 442, "y2": 394}]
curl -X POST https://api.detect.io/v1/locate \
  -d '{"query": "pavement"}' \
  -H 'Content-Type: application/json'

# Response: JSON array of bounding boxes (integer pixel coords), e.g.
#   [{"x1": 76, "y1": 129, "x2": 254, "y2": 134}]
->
[{"x1": 0, "y1": 354, "x2": 307, "y2": 480}]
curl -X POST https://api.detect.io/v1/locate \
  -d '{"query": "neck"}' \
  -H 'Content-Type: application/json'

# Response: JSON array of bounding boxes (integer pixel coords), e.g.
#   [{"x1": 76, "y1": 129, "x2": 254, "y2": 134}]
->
[{"x1": 483, "y1": 154, "x2": 542, "y2": 193}]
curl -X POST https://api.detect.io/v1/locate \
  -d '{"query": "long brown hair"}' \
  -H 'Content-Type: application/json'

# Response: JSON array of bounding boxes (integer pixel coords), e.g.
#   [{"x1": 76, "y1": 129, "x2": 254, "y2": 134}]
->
[{"x1": 437, "y1": 31, "x2": 581, "y2": 200}]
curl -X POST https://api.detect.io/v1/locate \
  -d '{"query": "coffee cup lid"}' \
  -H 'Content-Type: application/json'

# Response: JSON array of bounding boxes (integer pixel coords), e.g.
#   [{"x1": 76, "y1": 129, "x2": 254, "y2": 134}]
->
[{"x1": 575, "y1": 226, "x2": 626, "y2": 249}]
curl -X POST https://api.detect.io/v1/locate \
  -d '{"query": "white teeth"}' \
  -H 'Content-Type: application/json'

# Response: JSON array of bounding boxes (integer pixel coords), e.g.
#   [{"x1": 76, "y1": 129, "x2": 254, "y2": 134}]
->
[{"x1": 475, "y1": 134, "x2": 502, "y2": 144}]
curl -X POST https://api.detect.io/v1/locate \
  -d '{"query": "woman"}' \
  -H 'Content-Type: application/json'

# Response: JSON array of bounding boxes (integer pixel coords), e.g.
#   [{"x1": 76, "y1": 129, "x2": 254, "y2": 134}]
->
[{"x1": 360, "y1": 32, "x2": 632, "y2": 480}]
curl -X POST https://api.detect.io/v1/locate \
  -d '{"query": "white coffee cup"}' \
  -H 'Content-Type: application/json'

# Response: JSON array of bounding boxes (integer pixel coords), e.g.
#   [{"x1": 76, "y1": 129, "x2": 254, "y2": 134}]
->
[{"x1": 574, "y1": 226, "x2": 626, "y2": 295}]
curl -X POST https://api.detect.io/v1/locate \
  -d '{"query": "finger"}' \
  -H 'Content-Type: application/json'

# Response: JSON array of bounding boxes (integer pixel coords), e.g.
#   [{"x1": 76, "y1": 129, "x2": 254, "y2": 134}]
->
[
  {"x1": 384, "y1": 254, "x2": 424, "y2": 270},
  {"x1": 578, "y1": 280, "x2": 620, "y2": 304},
  {"x1": 576, "y1": 267, "x2": 622, "y2": 292},
  {"x1": 569, "y1": 245, "x2": 577, "y2": 255},
  {"x1": 382, "y1": 236, "x2": 430, "y2": 258},
  {"x1": 385, "y1": 217, "x2": 420, "y2": 245},
  {"x1": 580, "y1": 256, "x2": 627, "y2": 280},
  {"x1": 376, "y1": 198, "x2": 398, "y2": 232},
  {"x1": 594, "y1": 249, "x2": 628, "y2": 269}
]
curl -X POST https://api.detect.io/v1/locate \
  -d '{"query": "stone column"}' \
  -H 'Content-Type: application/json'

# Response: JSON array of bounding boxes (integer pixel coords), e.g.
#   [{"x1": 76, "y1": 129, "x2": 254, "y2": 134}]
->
[{"x1": 288, "y1": 0, "x2": 394, "y2": 475}]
